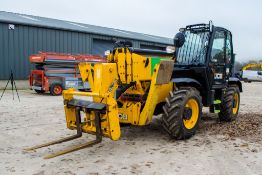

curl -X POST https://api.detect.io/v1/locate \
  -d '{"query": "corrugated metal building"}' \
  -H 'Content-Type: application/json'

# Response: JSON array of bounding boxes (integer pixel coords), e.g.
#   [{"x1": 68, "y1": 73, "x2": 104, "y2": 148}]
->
[{"x1": 0, "y1": 11, "x2": 173, "y2": 80}]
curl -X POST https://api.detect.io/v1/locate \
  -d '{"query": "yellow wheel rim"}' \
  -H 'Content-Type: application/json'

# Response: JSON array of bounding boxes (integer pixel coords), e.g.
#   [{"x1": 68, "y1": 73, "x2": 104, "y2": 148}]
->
[
  {"x1": 183, "y1": 99, "x2": 199, "y2": 129},
  {"x1": 232, "y1": 93, "x2": 239, "y2": 114}
]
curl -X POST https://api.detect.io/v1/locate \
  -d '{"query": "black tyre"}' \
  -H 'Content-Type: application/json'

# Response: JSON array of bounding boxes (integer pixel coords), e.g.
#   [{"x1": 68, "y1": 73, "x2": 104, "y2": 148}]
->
[
  {"x1": 162, "y1": 88, "x2": 202, "y2": 140},
  {"x1": 34, "y1": 89, "x2": 45, "y2": 94},
  {"x1": 50, "y1": 83, "x2": 63, "y2": 96},
  {"x1": 154, "y1": 102, "x2": 165, "y2": 115},
  {"x1": 219, "y1": 86, "x2": 240, "y2": 122}
]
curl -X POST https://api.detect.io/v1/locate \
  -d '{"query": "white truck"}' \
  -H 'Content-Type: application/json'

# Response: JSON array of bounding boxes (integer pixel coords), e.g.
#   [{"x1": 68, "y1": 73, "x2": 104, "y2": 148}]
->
[{"x1": 242, "y1": 70, "x2": 262, "y2": 82}]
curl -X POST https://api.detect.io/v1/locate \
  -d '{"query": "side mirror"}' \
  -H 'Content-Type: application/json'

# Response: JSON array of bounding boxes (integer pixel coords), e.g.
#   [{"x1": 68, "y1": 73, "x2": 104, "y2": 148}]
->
[{"x1": 174, "y1": 32, "x2": 185, "y2": 48}]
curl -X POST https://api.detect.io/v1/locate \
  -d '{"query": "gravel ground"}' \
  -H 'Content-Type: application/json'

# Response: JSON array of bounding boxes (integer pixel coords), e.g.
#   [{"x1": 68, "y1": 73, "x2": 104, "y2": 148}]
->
[{"x1": 0, "y1": 82, "x2": 261, "y2": 175}]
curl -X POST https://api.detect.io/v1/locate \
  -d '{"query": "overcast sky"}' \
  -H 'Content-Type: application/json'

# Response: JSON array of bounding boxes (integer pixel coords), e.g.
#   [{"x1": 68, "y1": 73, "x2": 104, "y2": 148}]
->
[{"x1": 0, "y1": 0, "x2": 261, "y2": 62}]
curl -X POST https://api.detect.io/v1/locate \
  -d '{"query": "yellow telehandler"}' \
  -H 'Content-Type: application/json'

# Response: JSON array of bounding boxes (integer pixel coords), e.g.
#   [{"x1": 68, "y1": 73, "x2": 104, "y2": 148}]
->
[{"x1": 25, "y1": 22, "x2": 242, "y2": 159}]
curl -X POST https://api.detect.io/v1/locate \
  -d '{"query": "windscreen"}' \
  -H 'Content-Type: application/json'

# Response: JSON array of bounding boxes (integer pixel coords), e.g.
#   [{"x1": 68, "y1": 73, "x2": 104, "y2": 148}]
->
[{"x1": 176, "y1": 30, "x2": 210, "y2": 65}]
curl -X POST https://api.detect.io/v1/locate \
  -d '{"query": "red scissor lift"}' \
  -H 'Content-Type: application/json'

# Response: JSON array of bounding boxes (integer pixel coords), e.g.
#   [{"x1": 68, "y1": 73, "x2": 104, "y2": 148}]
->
[{"x1": 29, "y1": 52, "x2": 105, "y2": 95}]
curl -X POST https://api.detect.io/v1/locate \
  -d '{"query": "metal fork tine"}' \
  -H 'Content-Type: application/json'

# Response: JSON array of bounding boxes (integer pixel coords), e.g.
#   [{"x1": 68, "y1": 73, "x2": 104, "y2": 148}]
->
[
  {"x1": 24, "y1": 107, "x2": 82, "y2": 151},
  {"x1": 44, "y1": 111, "x2": 102, "y2": 159},
  {"x1": 44, "y1": 139, "x2": 100, "y2": 159},
  {"x1": 24, "y1": 134, "x2": 82, "y2": 151},
  {"x1": 24, "y1": 109, "x2": 103, "y2": 159}
]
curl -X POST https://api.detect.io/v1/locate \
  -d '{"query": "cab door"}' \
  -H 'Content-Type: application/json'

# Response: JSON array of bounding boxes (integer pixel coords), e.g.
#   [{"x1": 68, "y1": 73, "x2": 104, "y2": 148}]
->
[
  {"x1": 209, "y1": 29, "x2": 227, "y2": 86},
  {"x1": 225, "y1": 31, "x2": 234, "y2": 79}
]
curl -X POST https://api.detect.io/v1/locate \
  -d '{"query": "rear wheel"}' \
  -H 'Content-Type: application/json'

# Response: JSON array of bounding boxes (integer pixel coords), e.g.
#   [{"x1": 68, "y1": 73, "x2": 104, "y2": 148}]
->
[
  {"x1": 50, "y1": 83, "x2": 63, "y2": 96},
  {"x1": 219, "y1": 86, "x2": 240, "y2": 121},
  {"x1": 162, "y1": 88, "x2": 202, "y2": 139}
]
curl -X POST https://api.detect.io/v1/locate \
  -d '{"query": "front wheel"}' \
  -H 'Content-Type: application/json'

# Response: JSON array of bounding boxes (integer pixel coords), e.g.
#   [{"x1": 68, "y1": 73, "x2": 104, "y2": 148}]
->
[
  {"x1": 219, "y1": 86, "x2": 240, "y2": 121},
  {"x1": 162, "y1": 88, "x2": 202, "y2": 140}
]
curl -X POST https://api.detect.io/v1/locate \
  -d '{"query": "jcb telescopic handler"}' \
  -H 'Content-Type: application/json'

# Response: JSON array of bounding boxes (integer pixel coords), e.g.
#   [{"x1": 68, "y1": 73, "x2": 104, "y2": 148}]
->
[{"x1": 25, "y1": 22, "x2": 242, "y2": 158}]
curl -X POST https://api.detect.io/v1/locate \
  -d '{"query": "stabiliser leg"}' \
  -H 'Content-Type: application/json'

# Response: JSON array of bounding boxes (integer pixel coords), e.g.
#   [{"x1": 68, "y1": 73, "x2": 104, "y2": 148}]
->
[{"x1": 24, "y1": 107, "x2": 102, "y2": 159}]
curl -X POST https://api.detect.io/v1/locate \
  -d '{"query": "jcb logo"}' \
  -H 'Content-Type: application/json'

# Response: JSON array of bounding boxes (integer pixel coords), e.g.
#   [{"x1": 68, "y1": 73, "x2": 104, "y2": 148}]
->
[{"x1": 118, "y1": 113, "x2": 128, "y2": 120}]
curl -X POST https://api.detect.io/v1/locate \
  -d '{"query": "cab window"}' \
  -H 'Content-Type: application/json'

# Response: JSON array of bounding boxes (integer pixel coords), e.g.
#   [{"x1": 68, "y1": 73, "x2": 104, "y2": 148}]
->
[
  {"x1": 211, "y1": 31, "x2": 225, "y2": 63},
  {"x1": 226, "y1": 32, "x2": 232, "y2": 64}
]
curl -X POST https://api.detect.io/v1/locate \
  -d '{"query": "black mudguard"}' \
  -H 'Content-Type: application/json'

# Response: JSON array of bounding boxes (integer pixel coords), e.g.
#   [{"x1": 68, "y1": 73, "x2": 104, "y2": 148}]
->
[
  {"x1": 228, "y1": 77, "x2": 243, "y2": 92},
  {"x1": 171, "y1": 78, "x2": 201, "y2": 88}
]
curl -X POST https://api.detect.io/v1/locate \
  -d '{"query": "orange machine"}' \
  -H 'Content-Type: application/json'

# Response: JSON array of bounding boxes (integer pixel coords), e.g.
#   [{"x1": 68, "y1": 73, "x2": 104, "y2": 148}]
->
[{"x1": 29, "y1": 52, "x2": 105, "y2": 95}]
